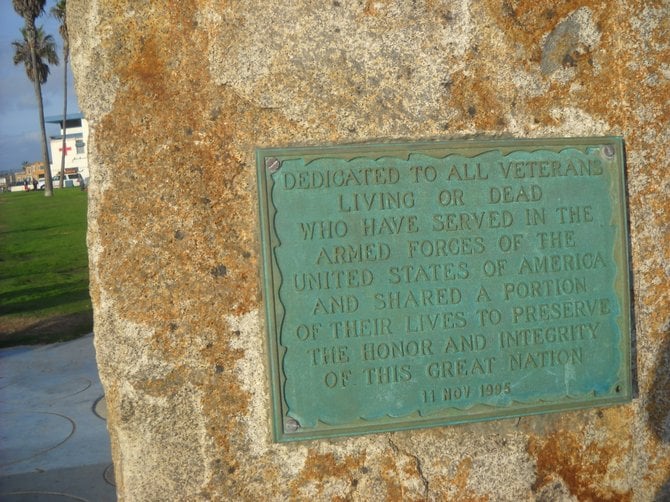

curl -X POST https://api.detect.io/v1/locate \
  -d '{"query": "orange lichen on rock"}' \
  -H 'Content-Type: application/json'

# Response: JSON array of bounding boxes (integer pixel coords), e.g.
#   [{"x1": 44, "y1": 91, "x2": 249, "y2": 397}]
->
[
  {"x1": 449, "y1": 457, "x2": 490, "y2": 502},
  {"x1": 528, "y1": 418, "x2": 634, "y2": 501},
  {"x1": 93, "y1": 1, "x2": 267, "y2": 339},
  {"x1": 442, "y1": 67, "x2": 509, "y2": 131},
  {"x1": 289, "y1": 450, "x2": 366, "y2": 499}
]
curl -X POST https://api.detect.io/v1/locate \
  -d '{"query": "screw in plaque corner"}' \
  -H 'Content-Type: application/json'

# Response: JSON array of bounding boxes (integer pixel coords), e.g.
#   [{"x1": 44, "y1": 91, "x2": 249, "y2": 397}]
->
[
  {"x1": 284, "y1": 417, "x2": 300, "y2": 433},
  {"x1": 265, "y1": 157, "x2": 281, "y2": 173},
  {"x1": 601, "y1": 144, "x2": 616, "y2": 160}
]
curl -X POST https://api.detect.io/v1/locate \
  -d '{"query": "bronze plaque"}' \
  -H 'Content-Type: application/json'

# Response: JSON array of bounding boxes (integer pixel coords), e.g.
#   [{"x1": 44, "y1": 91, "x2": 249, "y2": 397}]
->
[{"x1": 256, "y1": 137, "x2": 631, "y2": 442}]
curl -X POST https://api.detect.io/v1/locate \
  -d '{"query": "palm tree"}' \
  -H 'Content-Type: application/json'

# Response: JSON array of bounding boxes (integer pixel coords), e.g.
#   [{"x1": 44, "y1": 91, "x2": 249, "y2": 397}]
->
[
  {"x1": 11, "y1": 0, "x2": 56, "y2": 197},
  {"x1": 51, "y1": 0, "x2": 68, "y2": 189},
  {"x1": 12, "y1": 27, "x2": 58, "y2": 90}
]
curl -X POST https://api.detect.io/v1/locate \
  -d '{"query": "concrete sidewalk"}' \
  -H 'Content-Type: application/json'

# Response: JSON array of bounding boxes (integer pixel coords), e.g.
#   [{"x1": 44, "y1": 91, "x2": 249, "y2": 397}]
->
[{"x1": 0, "y1": 334, "x2": 116, "y2": 501}]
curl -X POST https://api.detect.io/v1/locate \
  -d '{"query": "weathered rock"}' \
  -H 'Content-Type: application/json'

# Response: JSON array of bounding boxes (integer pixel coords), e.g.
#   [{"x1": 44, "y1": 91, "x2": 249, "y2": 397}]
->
[{"x1": 68, "y1": 0, "x2": 669, "y2": 500}]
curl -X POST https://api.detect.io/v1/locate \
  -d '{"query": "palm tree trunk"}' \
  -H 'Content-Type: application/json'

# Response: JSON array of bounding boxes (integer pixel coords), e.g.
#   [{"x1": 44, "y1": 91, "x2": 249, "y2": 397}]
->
[
  {"x1": 27, "y1": 23, "x2": 53, "y2": 196},
  {"x1": 59, "y1": 53, "x2": 67, "y2": 189}
]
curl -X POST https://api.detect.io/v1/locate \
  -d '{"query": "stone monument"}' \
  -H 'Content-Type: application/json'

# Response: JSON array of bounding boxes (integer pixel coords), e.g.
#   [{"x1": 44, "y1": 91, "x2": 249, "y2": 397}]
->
[{"x1": 69, "y1": 1, "x2": 669, "y2": 500}]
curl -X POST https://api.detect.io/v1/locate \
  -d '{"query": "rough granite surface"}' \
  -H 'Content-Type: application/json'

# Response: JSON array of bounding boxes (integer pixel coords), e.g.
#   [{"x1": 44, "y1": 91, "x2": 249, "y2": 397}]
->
[{"x1": 68, "y1": 0, "x2": 669, "y2": 500}]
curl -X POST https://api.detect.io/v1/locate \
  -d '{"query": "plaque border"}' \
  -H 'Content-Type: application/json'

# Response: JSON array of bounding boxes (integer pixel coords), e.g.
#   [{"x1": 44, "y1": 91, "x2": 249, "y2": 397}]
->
[{"x1": 256, "y1": 136, "x2": 632, "y2": 442}]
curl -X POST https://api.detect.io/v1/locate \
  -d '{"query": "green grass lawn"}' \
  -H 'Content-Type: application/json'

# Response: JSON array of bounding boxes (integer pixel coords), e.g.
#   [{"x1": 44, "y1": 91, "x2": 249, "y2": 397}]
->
[{"x1": 0, "y1": 188, "x2": 92, "y2": 347}]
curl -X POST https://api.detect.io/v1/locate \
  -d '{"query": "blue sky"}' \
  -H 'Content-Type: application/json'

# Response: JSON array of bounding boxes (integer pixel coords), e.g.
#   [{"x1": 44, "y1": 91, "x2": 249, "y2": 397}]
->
[{"x1": 0, "y1": 0, "x2": 79, "y2": 174}]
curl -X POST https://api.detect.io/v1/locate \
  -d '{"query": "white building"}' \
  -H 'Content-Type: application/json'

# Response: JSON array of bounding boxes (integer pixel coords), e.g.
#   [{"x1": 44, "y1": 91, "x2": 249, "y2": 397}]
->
[{"x1": 46, "y1": 112, "x2": 90, "y2": 182}]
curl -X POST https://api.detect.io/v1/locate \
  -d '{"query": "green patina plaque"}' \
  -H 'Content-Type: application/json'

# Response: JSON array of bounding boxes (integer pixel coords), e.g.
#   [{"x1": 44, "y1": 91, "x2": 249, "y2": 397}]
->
[{"x1": 256, "y1": 137, "x2": 631, "y2": 442}]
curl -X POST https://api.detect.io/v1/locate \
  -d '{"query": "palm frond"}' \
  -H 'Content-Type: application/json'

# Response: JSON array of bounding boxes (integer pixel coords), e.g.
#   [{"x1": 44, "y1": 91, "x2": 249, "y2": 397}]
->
[
  {"x1": 12, "y1": 25, "x2": 59, "y2": 84},
  {"x1": 12, "y1": 0, "x2": 47, "y2": 21}
]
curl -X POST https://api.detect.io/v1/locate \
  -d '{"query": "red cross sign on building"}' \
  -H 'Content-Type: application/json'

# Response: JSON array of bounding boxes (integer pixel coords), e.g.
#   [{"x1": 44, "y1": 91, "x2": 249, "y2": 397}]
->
[{"x1": 59, "y1": 145, "x2": 72, "y2": 155}]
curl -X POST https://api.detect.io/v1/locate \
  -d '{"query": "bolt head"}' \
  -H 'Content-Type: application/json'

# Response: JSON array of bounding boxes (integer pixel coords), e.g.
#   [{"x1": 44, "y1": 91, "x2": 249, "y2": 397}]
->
[
  {"x1": 284, "y1": 417, "x2": 300, "y2": 433},
  {"x1": 601, "y1": 144, "x2": 615, "y2": 159},
  {"x1": 266, "y1": 157, "x2": 281, "y2": 173}
]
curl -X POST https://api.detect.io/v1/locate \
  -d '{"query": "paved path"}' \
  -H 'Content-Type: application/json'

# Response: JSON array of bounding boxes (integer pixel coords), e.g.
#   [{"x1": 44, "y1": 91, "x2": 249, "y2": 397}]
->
[{"x1": 0, "y1": 334, "x2": 116, "y2": 501}]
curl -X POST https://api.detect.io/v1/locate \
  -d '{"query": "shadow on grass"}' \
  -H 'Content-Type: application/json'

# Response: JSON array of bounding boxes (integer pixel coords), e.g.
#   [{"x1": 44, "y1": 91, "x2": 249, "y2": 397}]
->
[
  {"x1": 0, "y1": 266, "x2": 88, "y2": 282},
  {"x1": 0, "y1": 311, "x2": 93, "y2": 348},
  {"x1": 0, "y1": 288, "x2": 91, "y2": 316},
  {"x1": 0, "y1": 224, "x2": 65, "y2": 235}
]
